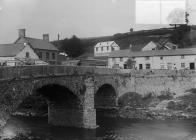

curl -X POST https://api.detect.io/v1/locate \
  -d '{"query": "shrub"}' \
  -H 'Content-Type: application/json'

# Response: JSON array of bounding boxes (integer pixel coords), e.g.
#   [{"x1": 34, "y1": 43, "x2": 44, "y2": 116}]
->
[
  {"x1": 118, "y1": 92, "x2": 143, "y2": 108},
  {"x1": 158, "y1": 89, "x2": 175, "y2": 101}
]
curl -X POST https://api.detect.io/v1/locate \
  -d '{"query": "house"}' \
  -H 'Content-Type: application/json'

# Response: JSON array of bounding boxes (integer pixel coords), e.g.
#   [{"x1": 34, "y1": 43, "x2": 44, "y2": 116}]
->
[
  {"x1": 142, "y1": 41, "x2": 178, "y2": 51},
  {"x1": 108, "y1": 48, "x2": 196, "y2": 70},
  {"x1": 15, "y1": 29, "x2": 58, "y2": 65},
  {"x1": 142, "y1": 41, "x2": 160, "y2": 51},
  {"x1": 0, "y1": 43, "x2": 47, "y2": 66},
  {"x1": 94, "y1": 41, "x2": 120, "y2": 57}
]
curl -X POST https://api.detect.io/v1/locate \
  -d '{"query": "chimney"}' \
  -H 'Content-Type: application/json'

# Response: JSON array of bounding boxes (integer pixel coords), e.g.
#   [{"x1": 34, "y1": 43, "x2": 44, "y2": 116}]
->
[
  {"x1": 43, "y1": 34, "x2": 49, "y2": 42},
  {"x1": 18, "y1": 29, "x2": 26, "y2": 38}
]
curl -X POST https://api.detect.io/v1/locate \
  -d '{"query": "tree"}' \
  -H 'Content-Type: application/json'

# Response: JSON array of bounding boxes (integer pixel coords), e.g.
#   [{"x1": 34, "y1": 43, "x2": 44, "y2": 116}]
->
[
  {"x1": 61, "y1": 35, "x2": 85, "y2": 58},
  {"x1": 167, "y1": 8, "x2": 191, "y2": 47},
  {"x1": 125, "y1": 58, "x2": 136, "y2": 69},
  {"x1": 167, "y1": 8, "x2": 186, "y2": 26}
]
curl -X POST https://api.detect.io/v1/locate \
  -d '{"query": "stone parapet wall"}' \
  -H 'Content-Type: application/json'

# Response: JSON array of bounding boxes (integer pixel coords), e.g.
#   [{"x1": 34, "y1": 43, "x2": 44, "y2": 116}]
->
[{"x1": 0, "y1": 66, "x2": 120, "y2": 80}]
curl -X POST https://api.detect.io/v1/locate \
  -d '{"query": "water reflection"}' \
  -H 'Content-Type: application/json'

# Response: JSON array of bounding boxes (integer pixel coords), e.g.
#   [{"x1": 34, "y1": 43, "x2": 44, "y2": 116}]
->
[{"x1": 1, "y1": 116, "x2": 196, "y2": 140}]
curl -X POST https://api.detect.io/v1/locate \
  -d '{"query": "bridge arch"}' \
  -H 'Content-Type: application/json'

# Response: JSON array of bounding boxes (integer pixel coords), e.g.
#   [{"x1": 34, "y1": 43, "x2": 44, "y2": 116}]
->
[
  {"x1": 95, "y1": 84, "x2": 117, "y2": 108},
  {"x1": 35, "y1": 84, "x2": 81, "y2": 109}
]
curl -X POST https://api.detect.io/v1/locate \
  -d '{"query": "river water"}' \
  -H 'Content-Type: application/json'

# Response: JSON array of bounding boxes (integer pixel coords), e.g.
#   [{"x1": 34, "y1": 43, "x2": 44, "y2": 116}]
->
[{"x1": 1, "y1": 116, "x2": 196, "y2": 140}]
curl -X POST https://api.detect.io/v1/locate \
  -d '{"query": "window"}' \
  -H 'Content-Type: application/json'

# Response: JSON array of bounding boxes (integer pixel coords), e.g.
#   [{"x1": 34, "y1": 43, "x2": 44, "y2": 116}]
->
[
  {"x1": 101, "y1": 47, "x2": 103, "y2": 51},
  {"x1": 139, "y1": 64, "x2": 143, "y2": 69},
  {"x1": 96, "y1": 47, "x2": 98, "y2": 52},
  {"x1": 160, "y1": 57, "x2": 163, "y2": 60},
  {"x1": 46, "y1": 52, "x2": 50, "y2": 60},
  {"x1": 52, "y1": 53, "x2": 56, "y2": 60},
  {"x1": 107, "y1": 46, "x2": 109, "y2": 51},
  {"x1": 181, "y1": 63, "x2": 185, "y2": 68},
  {"x1": 120, "y1": 57, "x2": 123, "y2": 62},
  {"x1": 190, "y1": 63, "x2": 195, "y2": 70},
  {"x1": 181, "y1": 55, "x2": 185, "y2": 59},
  {"x1": 26, "y1": 52, "x2": 29, "y2": 58},
  {"x1": 38, "y1": 52, "x2": 42, "y2": 59},
  {"x1": 160, "y1": 64, "x2": 165, "y2": 69},
  {"x1": 145, "y1": 56, "x2": 150, "y2": 60},
  {"x1": 146, "y1": 63, "x2": 151, "y2": 69}
]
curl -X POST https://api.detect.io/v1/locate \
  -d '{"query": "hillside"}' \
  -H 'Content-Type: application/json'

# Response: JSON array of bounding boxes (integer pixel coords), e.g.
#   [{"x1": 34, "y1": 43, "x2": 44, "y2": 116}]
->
[
  {"x1": 53, "y1": 26, "x2": 196, "y2": 57},
  {"x1": 81, "y1": 28, "x2": 174, "y2": 53}
]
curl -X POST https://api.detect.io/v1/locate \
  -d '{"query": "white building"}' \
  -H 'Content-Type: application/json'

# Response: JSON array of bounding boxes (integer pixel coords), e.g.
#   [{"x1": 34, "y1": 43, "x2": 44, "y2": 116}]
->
[
  {"x1": 94, "y1": 41, "x2": 120, "y2": 57},
  {"x1": 108, "y1": 48, "x2": 196, "y2": 70},
  {"x1": 0, "y1": 43, "x2": 47, "y2": 66}
]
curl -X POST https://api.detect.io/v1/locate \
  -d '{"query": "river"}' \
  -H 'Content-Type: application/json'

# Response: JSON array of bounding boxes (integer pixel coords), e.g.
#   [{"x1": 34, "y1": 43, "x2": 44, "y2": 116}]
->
[{"x1": 1, "y1": 116, "x2": 196, "y2": 140}]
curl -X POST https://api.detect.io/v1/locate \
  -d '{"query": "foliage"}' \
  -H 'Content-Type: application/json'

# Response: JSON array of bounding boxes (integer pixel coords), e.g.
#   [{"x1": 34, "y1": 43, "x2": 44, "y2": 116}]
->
[
  {"x1": 170, "y1": 25, "x2": 191, "y2": 47},
  {"x1": 124, "y1": 59, "x2": 136, "y2": 69},
  {"x1": 118, "y1": 92, "x2": 143, "y2": 108},
  {"x1": 60, "y1": 35, "x2": 85, "y2": 58},
  {"x1": 157, "y1": 90, "x2": 175, "y2": 101},
  {"x1": 167, "y1": 8, "x2": 186, "y2": 25}
]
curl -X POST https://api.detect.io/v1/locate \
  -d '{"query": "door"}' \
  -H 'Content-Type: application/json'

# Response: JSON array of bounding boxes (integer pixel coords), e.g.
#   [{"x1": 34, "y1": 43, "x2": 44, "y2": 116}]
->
[{"x1": 190, "y1": 63, "x2": 195, "y2": 70}]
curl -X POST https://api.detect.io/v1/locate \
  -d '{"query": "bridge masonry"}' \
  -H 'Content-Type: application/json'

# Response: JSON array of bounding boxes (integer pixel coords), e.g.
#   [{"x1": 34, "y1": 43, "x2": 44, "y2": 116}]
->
[
  {"x1": 0, "y1": 66, "x2": 196, "y2": 129},
  {"x1": 0, "y1": 66, "x2": 120, "y2": 129}
]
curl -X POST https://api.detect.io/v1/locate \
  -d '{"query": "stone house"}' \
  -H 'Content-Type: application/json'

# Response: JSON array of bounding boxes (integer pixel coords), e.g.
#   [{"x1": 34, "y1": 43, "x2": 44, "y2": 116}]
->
[
  {"x1": 94, "y1": 41, "x2": 120, "y2": 57},
  {"x1": 0, "y1": 43, "x2": 47, "y2": 66},
  {"x1": 108, "y1": 48, "x2": 196, "y2": 70},
  {"x1": 15, "y1": 29, "x2": 58, "y2": 65}
]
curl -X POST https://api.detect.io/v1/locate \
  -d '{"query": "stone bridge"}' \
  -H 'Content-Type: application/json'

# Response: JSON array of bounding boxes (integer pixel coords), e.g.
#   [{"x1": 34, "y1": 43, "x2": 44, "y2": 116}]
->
[
  {"x1": 0, "y1": 66, "x2": 196, "y2": 129},
  {"x1": 0, "y1": 66, "x2": 127, "y2": 129}
]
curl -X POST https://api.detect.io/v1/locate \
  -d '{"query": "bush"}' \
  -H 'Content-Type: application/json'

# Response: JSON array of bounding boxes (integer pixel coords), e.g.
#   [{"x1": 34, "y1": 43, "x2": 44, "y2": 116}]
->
[
  {"x1": 118, "y1": 92, "x2": 143, "y2": 108},
  {"x1": 157, "y1": 90, "x2": 175, "y2": 101}
]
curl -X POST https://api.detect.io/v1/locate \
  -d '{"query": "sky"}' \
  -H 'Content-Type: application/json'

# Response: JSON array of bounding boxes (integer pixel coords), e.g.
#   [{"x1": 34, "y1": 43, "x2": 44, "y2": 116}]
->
[
  {"x1": 0, "y1": 0, "x2": 195, "y2": 43},
  {"x1": 136, "y1": 0, "x2": 186, "y2": 24}
]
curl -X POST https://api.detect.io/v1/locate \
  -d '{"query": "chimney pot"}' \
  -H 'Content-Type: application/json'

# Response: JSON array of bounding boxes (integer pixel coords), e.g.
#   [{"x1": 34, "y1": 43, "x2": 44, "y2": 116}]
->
[
  {"x1": 18, "y1": 29, "x2": 26, "y2": 38},
  {"x1": 43, "y1": 34, "x2": 49, "y2": 42}
]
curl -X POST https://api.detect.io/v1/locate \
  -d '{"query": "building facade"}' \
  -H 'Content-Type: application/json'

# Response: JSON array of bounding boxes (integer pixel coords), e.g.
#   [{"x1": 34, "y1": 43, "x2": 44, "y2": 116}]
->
[
  {"x1": 0, "y1": 43, "x2": 47, "y2": 66},
  {"x1": 15, "y1": 29, "x2": 58, "y2": 65},
  {"x1": 94, "y1": 41, "x2": 120, "y2": 57},
  {"x1": 108, "y1": 48, "x2": 196, "y2": 70}
]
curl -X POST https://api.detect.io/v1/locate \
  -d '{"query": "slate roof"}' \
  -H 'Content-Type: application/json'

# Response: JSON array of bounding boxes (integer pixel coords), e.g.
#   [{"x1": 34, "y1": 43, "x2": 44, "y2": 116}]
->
[
  {"x1": 94, "y1": 41, "x2": 116, "y2": 48},
  {"x1": 0, "y1": 43, "x2": 25, "y2": 57},
  {"x1": 15, "y1": 37, "x2": 58, "y2": 51},
  {"x1": 109, "y1": 48, "x2": 196, "y2": 58}
]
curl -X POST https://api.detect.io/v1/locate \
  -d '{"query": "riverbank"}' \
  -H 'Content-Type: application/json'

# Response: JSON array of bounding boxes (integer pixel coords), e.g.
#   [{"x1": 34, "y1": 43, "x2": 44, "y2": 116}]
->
[
  {"x1": 117, "y1": 90, "x2": 196, "y2": 121},
  {"x1": 119, "y1": 107, "x2": 196, "y2": 120},
  {"x1": 12, "y1": 88, "x2": 196, "y2": 121},
  {"x1": 1, "y1": 132, "x2": 50, "y2": 140}
]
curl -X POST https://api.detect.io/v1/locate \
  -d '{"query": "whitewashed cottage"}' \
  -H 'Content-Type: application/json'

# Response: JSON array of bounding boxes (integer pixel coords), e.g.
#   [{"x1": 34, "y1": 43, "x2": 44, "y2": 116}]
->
[{"x1": 94, "y1": 41, "x2": 120, "y2": 57}]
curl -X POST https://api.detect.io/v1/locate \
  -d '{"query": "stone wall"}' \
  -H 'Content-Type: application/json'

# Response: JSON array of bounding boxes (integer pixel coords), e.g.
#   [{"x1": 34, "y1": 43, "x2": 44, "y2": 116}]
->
[{"x1": 118, "y1": 70, "x2": 196, "y2": 97}]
